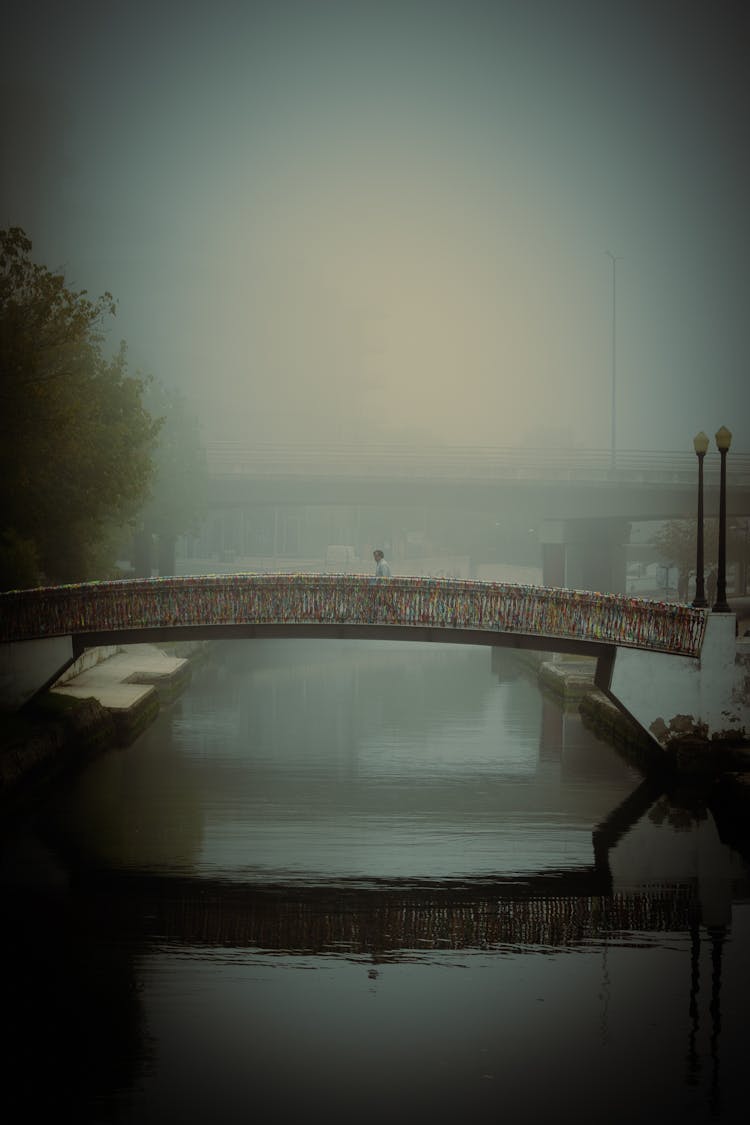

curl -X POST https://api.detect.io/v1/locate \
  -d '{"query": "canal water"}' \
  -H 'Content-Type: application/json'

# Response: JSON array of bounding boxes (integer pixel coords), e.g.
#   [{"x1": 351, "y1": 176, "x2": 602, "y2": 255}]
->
[{"x1": 2, "y1": 639, "x2": 749, "y2": 1124}]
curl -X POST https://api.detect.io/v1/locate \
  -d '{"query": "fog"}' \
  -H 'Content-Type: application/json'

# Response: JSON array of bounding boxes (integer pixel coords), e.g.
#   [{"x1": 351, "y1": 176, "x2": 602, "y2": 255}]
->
[{"x1": 4, "y1": 0, "x2": 749, "y2": 452}]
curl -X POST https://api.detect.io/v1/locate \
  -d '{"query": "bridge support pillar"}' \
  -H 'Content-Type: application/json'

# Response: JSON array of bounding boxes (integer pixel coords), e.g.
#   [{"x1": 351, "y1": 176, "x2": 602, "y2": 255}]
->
[
  {"x1": 601, "y1": 614, "x2": 749, "y2": 749},
  {"x1": 540, "y1": 518, "x2": 629, "y2": 593}
]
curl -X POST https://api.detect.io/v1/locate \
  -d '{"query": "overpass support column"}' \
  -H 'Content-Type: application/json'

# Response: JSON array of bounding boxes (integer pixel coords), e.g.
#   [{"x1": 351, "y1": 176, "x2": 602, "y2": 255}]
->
[
  {"x1": 539, "y1": 522, "x2": 567, "y2": 587},
  {"x1": 539, "y1": 519, "x2": 629, "y2": 593}
]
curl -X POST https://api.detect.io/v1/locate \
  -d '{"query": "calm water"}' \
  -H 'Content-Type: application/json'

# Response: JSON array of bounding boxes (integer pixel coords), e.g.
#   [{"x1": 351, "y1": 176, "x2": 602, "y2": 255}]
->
[{"x1": 2, "y1": 639, "x2": 749, "y2": 1124}]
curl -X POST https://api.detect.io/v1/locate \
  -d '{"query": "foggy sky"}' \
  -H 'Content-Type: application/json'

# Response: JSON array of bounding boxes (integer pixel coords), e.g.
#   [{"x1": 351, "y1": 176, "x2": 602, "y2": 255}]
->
[{"x1": 3, "y1": 0, "x2": 749, "y2": 452}]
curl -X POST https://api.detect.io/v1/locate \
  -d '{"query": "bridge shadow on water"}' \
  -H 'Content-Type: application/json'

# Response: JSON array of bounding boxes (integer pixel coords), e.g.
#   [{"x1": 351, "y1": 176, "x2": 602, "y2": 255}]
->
[{"x1": 57, "y1": 774, "x2": 698, "y2": 957}]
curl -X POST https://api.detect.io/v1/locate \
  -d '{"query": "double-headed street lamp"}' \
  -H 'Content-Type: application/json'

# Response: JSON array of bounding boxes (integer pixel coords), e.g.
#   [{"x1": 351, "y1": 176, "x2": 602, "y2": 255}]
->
[
  {"x1": 713, "y1": 425, "x2": 732, "y2": 613},
  {"x1": 692, "y1": 431, "x2": 709, "y2": 607}
]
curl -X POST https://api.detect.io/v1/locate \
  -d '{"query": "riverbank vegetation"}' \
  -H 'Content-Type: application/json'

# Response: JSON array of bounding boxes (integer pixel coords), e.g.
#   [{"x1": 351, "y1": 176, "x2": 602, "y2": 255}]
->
[
  {"x1": 653, "y1": 517, "x2": 749, "y2": 602},
  {"x1": 0, "y1": 227, "x2": 206, "y2": 590}
]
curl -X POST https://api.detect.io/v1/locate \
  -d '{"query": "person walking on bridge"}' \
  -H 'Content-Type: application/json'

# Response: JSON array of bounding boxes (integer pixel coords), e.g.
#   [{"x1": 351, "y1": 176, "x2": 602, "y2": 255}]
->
[{"x1": 373, "y1": 549, "x2": 391, "y2": 577}]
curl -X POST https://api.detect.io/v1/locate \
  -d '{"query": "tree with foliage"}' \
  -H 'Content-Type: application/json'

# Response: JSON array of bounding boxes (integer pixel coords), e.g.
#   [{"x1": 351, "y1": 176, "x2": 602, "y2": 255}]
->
[
  {"x1": 652, "y1": 517, "x2": 748, "y2": 601},
  {"x1": 0, "y1": 227, "x2": 161, "y2": 589},
  {"x1": 132, "y1": 380, "x2": 208, "y2": 576},
  {"x1": 652, "y1": 520, "x2": 716, "y2": 598}
]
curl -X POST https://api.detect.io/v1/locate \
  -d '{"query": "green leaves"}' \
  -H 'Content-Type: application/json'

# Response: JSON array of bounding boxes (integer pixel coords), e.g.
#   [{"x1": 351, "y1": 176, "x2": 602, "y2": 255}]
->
[
  {"x1": 0, "y1": 227, "x2": 159, "y2": 588},
  {"x1": 138, "y1": 378, "x2": 207, "y2": 540}
]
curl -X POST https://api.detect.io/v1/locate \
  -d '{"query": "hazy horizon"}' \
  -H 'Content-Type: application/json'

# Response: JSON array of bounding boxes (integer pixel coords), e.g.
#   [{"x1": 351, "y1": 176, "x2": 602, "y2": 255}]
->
[{"x1": 4, "y1": 0, "x2": 749, "y2": 452}]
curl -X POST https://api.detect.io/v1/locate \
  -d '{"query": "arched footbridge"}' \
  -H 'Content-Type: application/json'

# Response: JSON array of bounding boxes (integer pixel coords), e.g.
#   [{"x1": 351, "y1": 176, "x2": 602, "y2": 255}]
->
[{"x1": 1, "y1": 574, "x2": 746, "y2": 749}]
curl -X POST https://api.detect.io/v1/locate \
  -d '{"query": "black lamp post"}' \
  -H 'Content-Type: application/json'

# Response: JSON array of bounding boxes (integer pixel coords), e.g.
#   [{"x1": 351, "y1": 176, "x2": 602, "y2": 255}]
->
[
  {"x1": 692, "y1": 431, "x2": 709, "y2": 607},
  {"x1": 605, "y1": 251, "x2": 622, "y2": 470},
  {"x1": 713, "y1": 425, "x2": 732, "y2": 613}
]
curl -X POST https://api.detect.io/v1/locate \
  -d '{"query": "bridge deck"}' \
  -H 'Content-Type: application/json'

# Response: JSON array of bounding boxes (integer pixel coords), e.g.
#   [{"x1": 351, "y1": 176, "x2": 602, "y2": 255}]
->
[{"x1": 0, "y1": 574, "x2": 707, "y2": 658}]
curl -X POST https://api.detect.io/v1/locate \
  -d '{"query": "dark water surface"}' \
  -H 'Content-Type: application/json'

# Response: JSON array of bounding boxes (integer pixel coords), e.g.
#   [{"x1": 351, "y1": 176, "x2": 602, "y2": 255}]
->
[{"x1": 2, "y1": 640, "x2": 749, "y2": 1124}]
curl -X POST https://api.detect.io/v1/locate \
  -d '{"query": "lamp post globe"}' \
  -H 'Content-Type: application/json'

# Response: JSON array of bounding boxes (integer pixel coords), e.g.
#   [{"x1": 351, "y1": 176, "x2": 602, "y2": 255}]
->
[
  {"x1": 715, "y1": 426, "x2": 732, "y2": 453},
  {"x1": 693, "y1": 432, "x2": 709, "y2": 456}
]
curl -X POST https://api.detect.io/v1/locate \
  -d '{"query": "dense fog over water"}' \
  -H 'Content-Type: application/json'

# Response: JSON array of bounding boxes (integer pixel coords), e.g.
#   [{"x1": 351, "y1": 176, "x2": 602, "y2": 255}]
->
[{"x1": 3, "y1": 0, "x2": 749, "y2": 452}]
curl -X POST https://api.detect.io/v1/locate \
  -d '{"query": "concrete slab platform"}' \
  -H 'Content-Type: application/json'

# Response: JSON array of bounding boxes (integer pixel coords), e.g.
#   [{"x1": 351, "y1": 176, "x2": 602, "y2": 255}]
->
[
  {"x1": 61, "y1": 645, "x2": 187, "y2": 688},
  {"x1": 51, "y1": 682, "x2": 156, "y2": 711},
  {"x1": 49, "y1": 643, "x2": 187, "y2": 712}
]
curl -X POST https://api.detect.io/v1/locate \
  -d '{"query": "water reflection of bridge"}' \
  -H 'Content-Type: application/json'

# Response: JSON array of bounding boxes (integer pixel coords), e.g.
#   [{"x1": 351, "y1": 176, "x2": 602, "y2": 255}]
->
[
  {"x1": 77, "y1": 772, "x2": 748, "y2": 954},
  {"x1": 90, "y1": 871, "x2": 701, "y2": 954}
]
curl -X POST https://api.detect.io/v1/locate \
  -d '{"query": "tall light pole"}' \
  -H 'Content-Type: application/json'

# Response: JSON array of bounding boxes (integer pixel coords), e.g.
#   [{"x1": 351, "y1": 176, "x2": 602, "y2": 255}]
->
[
  {"x1": 713, "y1": 425, "x2": 732, "y2": 613},
  {"x1": 692, "y1": 431, "x2": 709, "y2": 607},
  {"x1": 605, "y1": 251, "x2": 622, "y2": 470}
]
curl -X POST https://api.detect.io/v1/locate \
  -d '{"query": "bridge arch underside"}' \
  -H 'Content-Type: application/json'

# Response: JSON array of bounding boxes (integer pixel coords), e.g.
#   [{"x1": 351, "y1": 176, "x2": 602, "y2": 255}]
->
[{"x1": 72, "y1": 622, "x2": 616, "y2": 664}]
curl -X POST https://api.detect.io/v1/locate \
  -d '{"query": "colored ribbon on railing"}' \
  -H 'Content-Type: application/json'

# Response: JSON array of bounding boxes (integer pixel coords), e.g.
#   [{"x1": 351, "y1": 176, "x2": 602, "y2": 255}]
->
[{"x1": 0, "y1": 574, "x2": 708, "y2": 656}]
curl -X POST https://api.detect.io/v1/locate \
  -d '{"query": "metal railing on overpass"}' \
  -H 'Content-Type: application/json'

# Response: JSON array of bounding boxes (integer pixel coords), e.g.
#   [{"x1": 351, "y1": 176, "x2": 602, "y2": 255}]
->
[{"x1": 204, "y1": 442, "x2": 750, "y2": 485}]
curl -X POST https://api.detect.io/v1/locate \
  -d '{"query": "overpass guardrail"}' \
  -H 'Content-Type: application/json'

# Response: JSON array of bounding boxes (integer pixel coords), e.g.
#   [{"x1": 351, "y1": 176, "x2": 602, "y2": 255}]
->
[{"x1": 203, "y1": 443, "x2": 750, "y2": 484}]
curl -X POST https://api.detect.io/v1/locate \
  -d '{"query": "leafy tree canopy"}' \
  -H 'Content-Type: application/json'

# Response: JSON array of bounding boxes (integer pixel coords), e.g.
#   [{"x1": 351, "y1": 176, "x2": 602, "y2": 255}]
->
[
  {"x1": 139, "y1": 379, "x2": 207, "y2": 540},
  {"x1": 130, "y1": 378, "x2": 208, "y2": 576},
  {"x1": 652, "y1": 517, "x2": 748, "y2": 599},
  {"x1": 652, "y1": 520, "x2": 717, "y2": 575},
  {"x1": 0, "y1": 227, "x2": 161, "y2": 589}
]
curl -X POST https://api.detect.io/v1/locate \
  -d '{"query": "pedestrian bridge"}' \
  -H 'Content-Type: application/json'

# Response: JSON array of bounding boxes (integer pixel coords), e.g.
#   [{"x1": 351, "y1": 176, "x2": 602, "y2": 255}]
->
[
  {"x1": 1, "y1": 574, "x2": 746, "y2": 751},
  {"x1": 1, "y1": 573, "x2": 705, "y2": 655}
]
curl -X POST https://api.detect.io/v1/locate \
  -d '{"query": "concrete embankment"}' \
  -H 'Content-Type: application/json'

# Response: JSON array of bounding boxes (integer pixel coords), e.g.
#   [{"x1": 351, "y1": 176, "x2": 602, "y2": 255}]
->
[
  {"x1": 523, "y1": 647, "x2": 750, "y2": 847},
  {"x1": 533, "y1": 649, "x2": 750, "y2": 764},
  {"x1": 0, "y1": 642, "x2": 207, "y2": 806}
]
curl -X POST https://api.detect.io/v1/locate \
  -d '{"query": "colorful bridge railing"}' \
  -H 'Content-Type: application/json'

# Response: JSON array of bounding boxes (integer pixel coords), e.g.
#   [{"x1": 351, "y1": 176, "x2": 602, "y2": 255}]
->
[{"x1": 0, "y1": 574, "x2": 707, "y2": 657}]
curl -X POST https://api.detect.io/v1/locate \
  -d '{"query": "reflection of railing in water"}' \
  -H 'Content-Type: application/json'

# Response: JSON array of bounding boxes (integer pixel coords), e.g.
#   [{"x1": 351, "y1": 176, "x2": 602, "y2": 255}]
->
[
  {"x1": 90, "y1": 874, "x2": 701, "y2": 955},
  {"x1": 77, "y1": 779, "x2": 710, "y2": 955}
]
